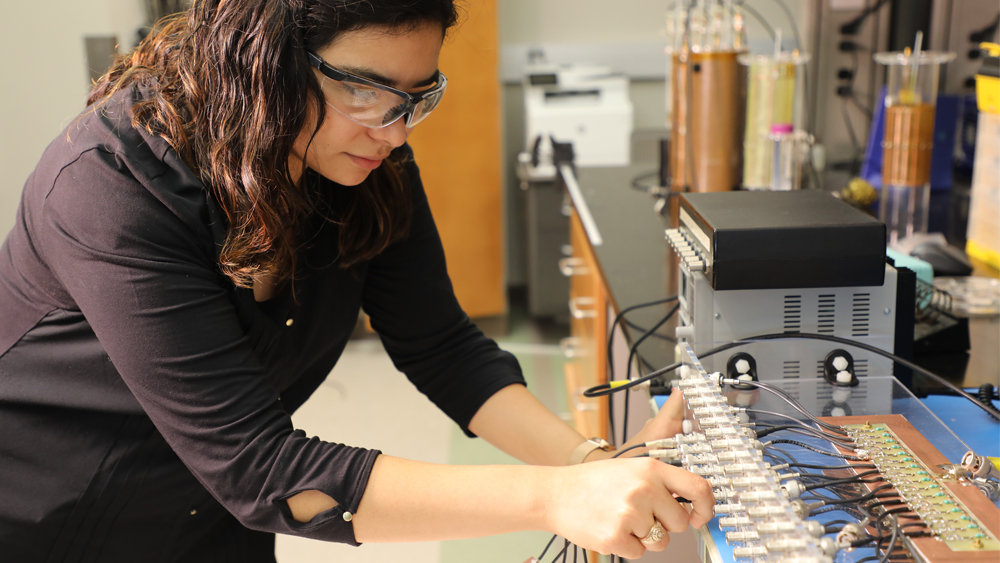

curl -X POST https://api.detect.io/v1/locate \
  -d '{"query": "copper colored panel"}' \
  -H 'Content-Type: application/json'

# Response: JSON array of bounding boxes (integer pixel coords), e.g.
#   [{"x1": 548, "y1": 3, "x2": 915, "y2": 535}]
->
[
  {"x1": 882, "y1": 104, "x2": 935, "y2": 187},
  {"x1": 822, "y1": 414, "x2": 1000, "y2": 563},
  {"x1": 670, "y1": 52, "x2": 747, "y2": 196}
]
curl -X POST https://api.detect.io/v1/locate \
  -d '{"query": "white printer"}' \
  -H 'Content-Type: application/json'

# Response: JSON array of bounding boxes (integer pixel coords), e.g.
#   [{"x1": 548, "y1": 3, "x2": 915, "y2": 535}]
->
[{"x1": 523, "y1": 63, "x2": 634, "y2": 171}]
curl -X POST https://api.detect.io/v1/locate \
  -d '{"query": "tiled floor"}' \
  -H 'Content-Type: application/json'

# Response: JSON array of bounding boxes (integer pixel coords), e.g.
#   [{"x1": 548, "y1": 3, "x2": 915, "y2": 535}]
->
[{"x1": 275, "y1": 308, "x2": 570, "y2": 563}]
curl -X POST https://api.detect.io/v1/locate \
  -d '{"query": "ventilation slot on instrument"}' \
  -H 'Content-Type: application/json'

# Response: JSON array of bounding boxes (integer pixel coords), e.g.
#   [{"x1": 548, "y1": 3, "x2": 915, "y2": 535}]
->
[
  {"x1": 783, "y1": 295, "x2": 802, "y2": 333},
  {"x1": 782, "y1": 360, "x2": 801, "y2": 379},
  {"x1": 852, "y1": 293, "x2": 871, "y2": 337},
  {"x1": 854, "y1": 359, "x2": 868, "y2": 377},
  {"x1": 816, "y1": 360, "x2": 826, "y2": 378},
  {"x1": 817, "y1": 294, "x2": 836, "y2": 333}
]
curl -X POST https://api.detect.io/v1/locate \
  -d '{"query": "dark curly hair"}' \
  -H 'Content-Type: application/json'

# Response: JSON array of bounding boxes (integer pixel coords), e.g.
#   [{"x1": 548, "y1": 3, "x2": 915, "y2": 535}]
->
[{"x1": 88, "y1": 0, "x2": 459, "y2": 287}]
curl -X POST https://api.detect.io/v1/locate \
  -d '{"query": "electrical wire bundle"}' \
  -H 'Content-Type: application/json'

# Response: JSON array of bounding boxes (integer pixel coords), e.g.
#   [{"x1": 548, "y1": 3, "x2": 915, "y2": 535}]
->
[
  {"x1": 717, "y1": 379, "x2": 925, "y2": 563},
  {"x1": 530, "y1": 534, "x2": 588, "y2": 563},
  {"x1": 574, "y1": 320, "x2": 999, "y2": 562}
]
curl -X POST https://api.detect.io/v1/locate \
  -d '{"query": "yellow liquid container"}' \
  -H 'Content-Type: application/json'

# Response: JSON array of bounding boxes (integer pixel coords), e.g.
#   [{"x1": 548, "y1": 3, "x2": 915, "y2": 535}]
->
[
  {"x1": 967, "y1": 43, "x2": 1000, "y2": 269},
  {"x1": 739, "y1": 50, "x2": 809, "y2": 190},
  {"x1": 873, "y1": 48, "x2": 954, "y2": 244}
]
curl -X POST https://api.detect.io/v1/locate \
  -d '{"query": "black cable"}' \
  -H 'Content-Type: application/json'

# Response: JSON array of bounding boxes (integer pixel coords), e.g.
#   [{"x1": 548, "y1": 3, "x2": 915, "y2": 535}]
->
[
  {"x1": 877, "y1": 516, "x2": 899, "y2": 563},
  {"x1": 850, "y1": 94, "x2": 874, "y2": 119},
  {"x1": 872, "y1": 507, "x2": 916, "y2": 532},
  {"x1": 736, "y1": 380, "x2": 847, "y2": 433},
  {"x1": 969, "y1": 12, "x2": 1000, "y2": 43},
  {"x1": 550, "y1": 540, "x2": 569, "y2": 563},
  {"x1": 625, "y1": 304, "x2": 679, "y2": 383},
  {"x1": 819, "y1": 483, "x2": 894, "y2": 506},
  {"x1": 606, "y1": 296, "x2": 677, "y2": 386},
  {"x1": 750, "y1": 410, "x2": 850, "y2": 436},
  {"x1": 623, "y1": 318, "x2": 675, "y2": 343},
  {"x1": 978, "y1": 383, "x2": 1000, "y2": 415},
  {"x1": 850, "y1": 536, "x2": 878, "y2": 548},
  {"x1": 584, "y1": 361, "x2": 679, "y2": 398},
  {"x1": 608, "y1": 390, "x2": 616, "y2": 447},
  {"x1": 630, "y1": 170, "x2": 668, "y2": 196},
  {"x1": 612, "y1": 443, "x2": 646, "y2": 459},
  {"x1": 791, "y1": 462, "x2": 875, "y2": 471},
  {"x1": 538, "y1": 534, "x2": 558, "y2": 561},
  {"x1": 623, "y1": 303, "x2": 679, "y2": 444},
  {"x1": 810, "y1": 505, "x2": 868, "y2": 521},
  {"x1": 606, "y1": 297, "x2": 678, "y2": 445},
  {"x1": 841, "y1": 98, "x2": 862, "y2": 173},
  {"x1": 588, "y1": 331, "x2": 1000, "y2": 420},
  {"x1": 840, "y1": 0, "x2": 891, "y2": 35},
  {"x1": 705, "y1": 332, "x2": 1000, "y2": 421},
  {"x1": 803, "y1": 470, "x2": 882, "y2": 491},
  {"x1": 765, "y1": 439, "x2": 860, "y2": 460},
  {"x1": 798, "y1": 468, "x2": 879, "y2": 481},
  {"x1": 755, "y1": 424, "x2": 857, "y2": 446}
]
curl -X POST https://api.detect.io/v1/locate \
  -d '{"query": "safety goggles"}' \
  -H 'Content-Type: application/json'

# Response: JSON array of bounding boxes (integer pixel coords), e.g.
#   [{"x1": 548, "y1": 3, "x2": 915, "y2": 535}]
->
[{"x1": 306, "y1": 51, "x2": 447, "y2": 129}]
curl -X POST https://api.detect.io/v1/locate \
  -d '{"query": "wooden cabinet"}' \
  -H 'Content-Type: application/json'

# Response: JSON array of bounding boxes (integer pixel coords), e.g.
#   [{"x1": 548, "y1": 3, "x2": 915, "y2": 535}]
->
[
  {"x1": 560, "y1": 210, "x2": 608, "y2": 440},
  {"x1": 406, "y1": 0, "x2": 505, "y2": 319}
]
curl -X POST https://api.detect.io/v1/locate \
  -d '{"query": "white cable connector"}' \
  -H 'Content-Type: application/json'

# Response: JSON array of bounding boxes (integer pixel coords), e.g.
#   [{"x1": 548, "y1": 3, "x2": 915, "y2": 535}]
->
[
  {"x1": 647, "y1": 448, "x2": 680, "y2": 460},
  {"x1": 733, "y1": 546, "x2": 768, "y2": 558},
  {"x1": 766, "y1": 538, "x2": 812, "y2": 552},
  {"x1": 726, "y1": 530, "x2": 759, "y2": 542},
  {"x1": 644, "y1": 438, "x2": 678, "y2": 449},
  {"x1": 718, "y1": 516, "x2": 751, "y2": 528},
  {"x1": 714, "y1": 503, "x2": 747, "y2": 514},
  {"x1": 782, "y1": 480, "x2": 805, "y2": 500},
  {"x1": 757, "y1": 521, "x2": 800, "y2": 535}
]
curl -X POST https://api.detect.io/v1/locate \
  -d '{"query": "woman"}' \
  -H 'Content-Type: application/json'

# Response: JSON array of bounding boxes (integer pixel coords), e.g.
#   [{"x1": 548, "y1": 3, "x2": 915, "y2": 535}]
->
[{"x1": 0, "y1": 1, "x2": 713, "y2": 561}]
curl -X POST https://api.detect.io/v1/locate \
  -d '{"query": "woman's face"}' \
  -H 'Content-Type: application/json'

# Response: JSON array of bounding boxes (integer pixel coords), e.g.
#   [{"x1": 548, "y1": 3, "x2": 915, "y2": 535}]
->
[{"x1": 290, "y1": 23, "x2": 444, "y2": 186}]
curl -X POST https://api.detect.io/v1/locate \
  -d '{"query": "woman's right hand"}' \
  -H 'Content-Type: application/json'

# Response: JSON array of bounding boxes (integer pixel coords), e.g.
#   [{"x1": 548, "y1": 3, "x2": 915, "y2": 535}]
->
[{"x1": 544, "y1": 458, "x2": 715, "y2": 559}]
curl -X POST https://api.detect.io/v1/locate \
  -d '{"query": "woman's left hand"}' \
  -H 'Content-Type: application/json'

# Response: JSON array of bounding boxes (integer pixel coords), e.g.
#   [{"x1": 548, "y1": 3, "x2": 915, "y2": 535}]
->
[{"x1": 587, "y1": 390, "x2": 686, "y2": 461}]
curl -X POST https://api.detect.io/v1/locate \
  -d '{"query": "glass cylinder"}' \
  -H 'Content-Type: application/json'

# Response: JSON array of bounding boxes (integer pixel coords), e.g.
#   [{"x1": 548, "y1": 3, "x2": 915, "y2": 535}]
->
[
  {"x1": 665, "y1": 1, "x2": 748, "y2": 201},
  {"x1": 739, "y1": 51, "x2": 809, "y2": 190},
  {"x1": 874, "y1": 50, "x2": 955, "y2": 244},
  {"x1": 769, "y1": 126, "x2": 812, "y2": 191}
]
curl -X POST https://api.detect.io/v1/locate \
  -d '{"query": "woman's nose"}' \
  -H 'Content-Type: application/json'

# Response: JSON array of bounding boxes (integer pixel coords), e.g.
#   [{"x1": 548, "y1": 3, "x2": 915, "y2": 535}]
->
[{"x1": 369, "y1": 117, "x2": 410, "y2": 148}]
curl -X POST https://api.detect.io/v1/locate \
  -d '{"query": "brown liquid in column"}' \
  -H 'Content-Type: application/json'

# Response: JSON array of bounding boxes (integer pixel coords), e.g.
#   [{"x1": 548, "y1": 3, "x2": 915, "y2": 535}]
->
[{"x1": 882, "y1": 103, "x2": 935, "y2": 186}]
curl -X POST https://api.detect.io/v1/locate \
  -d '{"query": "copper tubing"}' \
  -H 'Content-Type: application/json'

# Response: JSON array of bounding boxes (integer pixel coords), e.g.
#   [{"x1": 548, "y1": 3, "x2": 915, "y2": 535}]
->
[
  {"x1": 882, "y1": 103, "x2": 935, "y2": 187},
  {"x1": 670, "y1": 51, "x2": 747, "y2": 195}
]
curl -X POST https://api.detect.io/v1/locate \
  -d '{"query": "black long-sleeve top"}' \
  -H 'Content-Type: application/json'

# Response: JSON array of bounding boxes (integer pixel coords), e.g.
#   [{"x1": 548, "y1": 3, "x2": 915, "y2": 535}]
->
[{"x1": 0, "y1": 86, "x2": 524, "y2": 545}]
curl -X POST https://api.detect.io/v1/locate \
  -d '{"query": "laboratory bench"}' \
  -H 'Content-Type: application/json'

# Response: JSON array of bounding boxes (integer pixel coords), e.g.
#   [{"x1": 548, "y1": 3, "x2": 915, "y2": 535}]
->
[{"x1": 555, "y1": 158, "x2": 1000, "y2": 562}]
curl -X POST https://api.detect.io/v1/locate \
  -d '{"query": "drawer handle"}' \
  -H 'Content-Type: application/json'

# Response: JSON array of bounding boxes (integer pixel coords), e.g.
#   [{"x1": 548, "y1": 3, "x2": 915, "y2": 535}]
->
[
  {"x1": 558, "y1": 257, "x2": 588, "y2": 277},
  {"x1": 569, "y1": 297, "x2": 597, "y2": 319},
  {"x1": 559, "y1": 337, "x2": 584, "y2": 358},
  {"x1": 574, "y1": 388, "x2": 598, "y2": 411}
]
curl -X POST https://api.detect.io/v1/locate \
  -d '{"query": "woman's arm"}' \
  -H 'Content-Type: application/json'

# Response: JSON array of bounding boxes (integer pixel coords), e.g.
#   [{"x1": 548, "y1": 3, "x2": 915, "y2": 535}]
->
[
  {"x1": 287, "y1": 389, "x2": 707, "y2": 560},
  {"x1": 350, "y1": 454, "x2": 714, "y2": 559},
  {"x1": 466, "y1": 384, "x2": 591, "y2": 466},
  {"x1": 468, "y1": 384, "x2": 688, "y2": 466}
]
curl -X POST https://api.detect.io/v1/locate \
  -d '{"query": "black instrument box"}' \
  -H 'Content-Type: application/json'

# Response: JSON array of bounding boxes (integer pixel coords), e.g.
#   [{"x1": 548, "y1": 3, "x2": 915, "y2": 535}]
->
[{"x1": 678, "y1": 190, "x2": 886, "y2": 290}]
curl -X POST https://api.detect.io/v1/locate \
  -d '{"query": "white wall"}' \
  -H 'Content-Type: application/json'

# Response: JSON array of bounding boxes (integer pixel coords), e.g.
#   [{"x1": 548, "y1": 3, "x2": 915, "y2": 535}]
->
[{"x1": 0, "y1": 0, "x2": 146, "y2": 237}]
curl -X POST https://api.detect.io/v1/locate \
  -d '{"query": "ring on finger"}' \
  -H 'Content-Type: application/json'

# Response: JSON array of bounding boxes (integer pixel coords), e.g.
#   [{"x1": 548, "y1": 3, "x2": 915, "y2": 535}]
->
[{"x1": 640, "y1": 520, "x2": 665, "y2": 544}]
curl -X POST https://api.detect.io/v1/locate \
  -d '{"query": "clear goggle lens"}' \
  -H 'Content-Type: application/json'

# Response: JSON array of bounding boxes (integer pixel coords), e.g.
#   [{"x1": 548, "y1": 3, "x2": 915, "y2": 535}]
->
[{"x1": 320, "y1": 75, "x2": 446, "y2": 129}]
